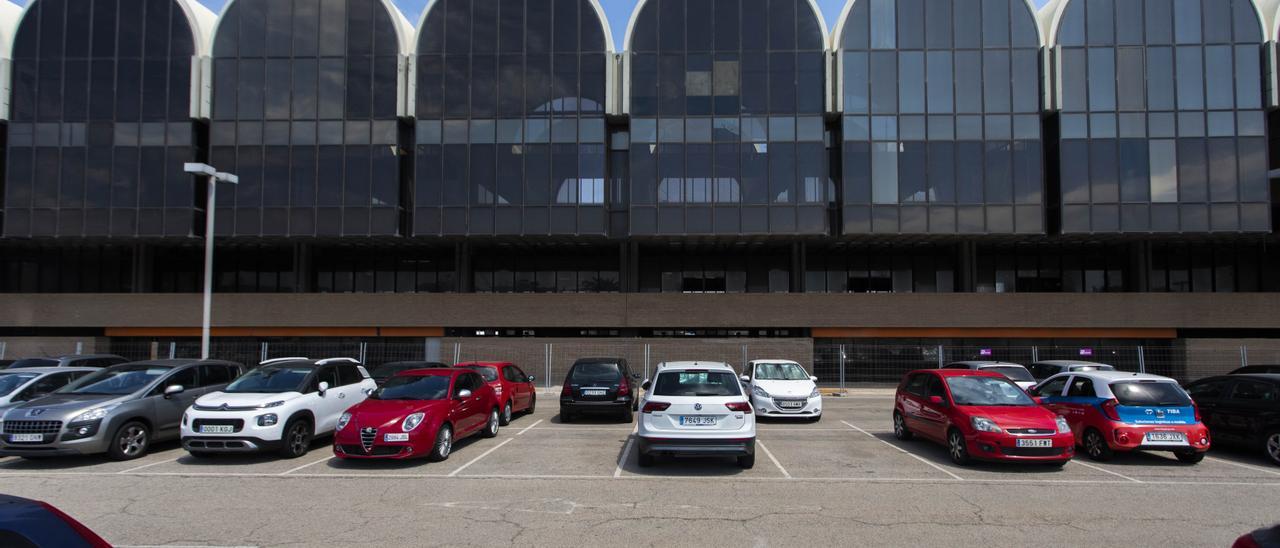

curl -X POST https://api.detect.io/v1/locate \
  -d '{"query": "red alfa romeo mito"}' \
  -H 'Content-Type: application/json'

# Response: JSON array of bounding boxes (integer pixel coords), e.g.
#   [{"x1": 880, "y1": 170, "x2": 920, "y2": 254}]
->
[{"x1": 334, "y1": 368, "x2": 500, "y2": 461}]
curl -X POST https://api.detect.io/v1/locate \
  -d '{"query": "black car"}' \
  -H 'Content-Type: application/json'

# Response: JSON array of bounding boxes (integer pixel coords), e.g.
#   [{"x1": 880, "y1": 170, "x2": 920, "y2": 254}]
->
[
  {"x1": 560, "y1": 358, "x2": 639, "y2": 423},
  {"x1": 370, "y1": 361, "x2": 449, "y2": 385},
  {"x1": 6, "y1": 355, "x2": 128, "y2": 369},
  {"x1": 1185, "y1": 374, "x2": 1280, "y2": 466},
  {"x1": 1228, "y1": 365, "x2": 1280, "y2": 375},
  {"x1": 0, "y1": 360, "x2": 15, "y2": 370},
  {"x1": 0, "y1": 494, "x2": 110, "y2": 547}
]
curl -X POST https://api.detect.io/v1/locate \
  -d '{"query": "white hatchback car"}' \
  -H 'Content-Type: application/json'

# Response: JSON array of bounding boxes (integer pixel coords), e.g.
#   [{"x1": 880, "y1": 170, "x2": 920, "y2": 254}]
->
[
  {"x1": 740, "y1": 360, "x2": 822, "y2": 421},
  {"x1": 943, "y1": 361, "x2": 1037, "y2": 391},
  {"x1": 637, "y1": 361, "x2": 756, "y2": 469},
  {"x1": 181, "y1": 357, "x2": 376, "y2": 458}
]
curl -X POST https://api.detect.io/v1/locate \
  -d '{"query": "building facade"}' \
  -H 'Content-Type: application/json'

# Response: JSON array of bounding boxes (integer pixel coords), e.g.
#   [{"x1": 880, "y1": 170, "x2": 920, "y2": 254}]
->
[{"x1": 1, "y1": 0, "x2": 1279, "y2": 381}]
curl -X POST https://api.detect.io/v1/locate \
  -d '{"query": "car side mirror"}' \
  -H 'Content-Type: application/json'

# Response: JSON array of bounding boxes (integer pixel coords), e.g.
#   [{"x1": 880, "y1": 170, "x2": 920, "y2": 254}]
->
[
  {"x1": 928, "y1": 395, "x2": 946, "y2": 406},
  {"x1": 810, "y1": 376, "x2": 818, "y2": 382},
  {"x1": 740, "y1": 375, "x2": 750, "y2": 383},
  {"x1": 641, "y1": 380, "x2": 651, "y2": 391},
  {"x1": 164, "y1": 385, "x2": 185, "y2": 398},
  {"x1": 1032, "y1": 396, "x2": 1045, "y2": 405},
  {"x1": 317, "y1": 381, "x2": 330, "y2": 395},
  {"x1": 456, "y1": 389, "x2": 473, "y2": 400},
  {"x1": 363, "y1": 388, "x2": 375, "y2": 396},
  {"x1": 528, "y1": 375, "x2": 536, "y2": 383}
]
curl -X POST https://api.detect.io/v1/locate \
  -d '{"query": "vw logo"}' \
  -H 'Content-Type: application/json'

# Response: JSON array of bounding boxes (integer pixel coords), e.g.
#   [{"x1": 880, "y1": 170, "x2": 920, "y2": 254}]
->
[
  {"x1": 694, "y1": 403, "x2": 702, "y2": 411},
  {"x1": 26, "y1": 409, "x2": 45, "y2": 417}
]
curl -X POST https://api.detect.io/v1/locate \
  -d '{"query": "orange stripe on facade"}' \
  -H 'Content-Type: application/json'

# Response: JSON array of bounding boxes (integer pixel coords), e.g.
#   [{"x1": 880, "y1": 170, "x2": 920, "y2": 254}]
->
[
  {"x1": 104, "y1": 327, "x2": 394, "y2": 338},
  {"x1": 810, "y1": 327, "x2": 1178, "y2": 339}
]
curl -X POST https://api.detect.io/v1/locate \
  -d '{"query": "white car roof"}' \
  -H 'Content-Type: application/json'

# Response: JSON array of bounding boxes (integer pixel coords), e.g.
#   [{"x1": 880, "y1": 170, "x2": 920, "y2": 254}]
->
[
  {"x1": 0, "y1": 367, "x2": 97, "y2": 375},
  {"x1": 949, "y1": 361, "x2": 1025, "y2": 368},
  {"x1": 1034, "y1": 360, "x2": 1114, "y2": 368},
  {"x1": 657, "y1": 361, "x2": 734, "y2": 372},
  {"x1": 1051, "y1": 370, "x2": 1175, "y2": 383}
]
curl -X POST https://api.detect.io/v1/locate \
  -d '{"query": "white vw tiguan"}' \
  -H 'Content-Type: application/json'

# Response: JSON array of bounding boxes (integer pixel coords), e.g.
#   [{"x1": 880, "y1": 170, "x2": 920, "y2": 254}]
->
[
  {"x1": 636, "y1": 361, "x2": 756, "y2": 469},
  {"x1": 181, "y1": 357, "x2": 376, "y2": 458}
]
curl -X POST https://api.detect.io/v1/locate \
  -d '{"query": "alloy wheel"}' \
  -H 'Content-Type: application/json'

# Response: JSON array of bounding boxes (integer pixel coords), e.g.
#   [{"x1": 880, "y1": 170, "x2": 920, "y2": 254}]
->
[
  {"x1": 119, "y1": 426, "x2": 146, "y2": 456},
  {"x1": 949, "y1": 433, "x2": 965, "y2": 461},
  {"x1": 438, "y1": 428, "x2": 452, "y2": 458},
  {"x1": 1085, "y1": 432, "x2": 1104, "y2": 458},
  {"x1": 288, "y1": 424, "x2": 308, "y2": 455},
  {"x1": 893, "y1": 414, "x2": 905, "y2": 437},
  {"x1": 504, "y1": 404, "x2": 512, "y2": 423},
  {"x1": 489, "y1": 411, "x2": 499, "y2": 435}
]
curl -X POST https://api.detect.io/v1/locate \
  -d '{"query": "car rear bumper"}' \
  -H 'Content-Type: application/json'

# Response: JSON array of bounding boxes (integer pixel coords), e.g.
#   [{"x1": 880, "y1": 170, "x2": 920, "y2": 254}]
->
[
  {"x1": 182, "y1": 436, "x2": 282, "y2": 453},
  {"x1": 964, "y1": 431, "x2": 1076, "y2": 462},
  {"x1": 1102, "y1": 424, "x2": 1211, "y2": 453},
  {"x1": 637, "y1": 436, "x2": 755, "y2": 458},
  {"x1": 561, "y1": 399, "x2": 632, "y2": 413}
]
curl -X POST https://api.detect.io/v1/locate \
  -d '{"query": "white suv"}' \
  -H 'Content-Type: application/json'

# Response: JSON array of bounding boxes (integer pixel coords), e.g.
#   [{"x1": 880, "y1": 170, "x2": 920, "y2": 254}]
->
[
  {"x1": 637, "y1": 361, "x2": 756, "y2": 469},
  {"x1": 740, "y1": 360, "x2": 822, "y2": 421},
  {"x1": 181, "y1": 357, "x2": 376, "y2": 459}
]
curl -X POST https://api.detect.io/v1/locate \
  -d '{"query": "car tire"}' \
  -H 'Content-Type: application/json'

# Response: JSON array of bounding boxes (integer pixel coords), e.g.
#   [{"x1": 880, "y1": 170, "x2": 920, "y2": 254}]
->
[
  {"x1": 1264, "y1": 431, "x2": 1280, "y2": 466},
  {"x1": 500, "y1": 402, "x2": 513, "y2": 426},
  {"x1": 1175, "y1": 450, "x2": 1205, "y2": 464},
  {"x1": 638, "y1": 451, "x2": 655, "y2": 468},
  {"x1": 892, "y1": 411, "x2": 914, "y2": 441},
  {"x1": 481, "y1": 408, "x2": 500, "y2": 438},
  {"x1": 1043, "y1": 460, "x2": 1068, "y2": 469},
  {"x1": 527, "y1": 395, "x2": 537, "y2": 414},
  {"x1": 277, "y1": 419, "x2": 313, "y2": 459},
  {"x1": 621, "y1": 406, "x2": 634, "y2": 423},
  {"x1": 737, "y1": 454, "x2": 755, "y2": 469},
  {"x1": 1082, "y1": 429, "x2": 1114, "y2": 462},
  {"x1": 428, "y1": 425, "x2": 452, "y2": 462},
  {"x1": 107, "y1": 421, "x2": 150, "y2": 461},
  {"x1": 947, "y1": 429, "x2": 971, "y2": 466}
]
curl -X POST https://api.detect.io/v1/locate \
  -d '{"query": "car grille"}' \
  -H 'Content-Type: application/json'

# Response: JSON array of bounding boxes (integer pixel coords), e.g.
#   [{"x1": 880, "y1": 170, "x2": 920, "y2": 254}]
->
[
  {"x1": 1008, "y1": 428, "x2": 1056, "y2": 435},
  {"x1": 2, "y1": 420, "x2": 62, "y2": 436},
  {"x1": 192, "y1": 419, "x2": 245, "y2": 433},
  {"x1": 360, "y1": 427, "x2": 377, "y2": 452},
  {"x1": 192, "y1": 403, "x2": 259, "y2": 412},
  {"x1": 339, "y1": 444, "x2": 403, "y2": 457},
  {"x1": 1000, "y1": 446, "x2": 1066, "y2": 457},
  {"x1": 773, "y1": 398, "x2": 806, "y2": 411}
]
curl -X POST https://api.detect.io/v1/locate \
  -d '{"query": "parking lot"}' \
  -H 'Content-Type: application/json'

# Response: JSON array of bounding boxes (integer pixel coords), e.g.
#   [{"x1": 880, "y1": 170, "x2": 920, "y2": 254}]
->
[{"x1": 3, "y1": 393, "x2": 1278, "y2": 546}]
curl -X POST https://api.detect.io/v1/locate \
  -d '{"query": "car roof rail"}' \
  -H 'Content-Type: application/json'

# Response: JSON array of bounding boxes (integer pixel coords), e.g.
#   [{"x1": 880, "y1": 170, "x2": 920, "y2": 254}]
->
[
  {"x1": 316, "y1": 357, "x2": 360, "y2": 365},
  {"x1": 259, "y1": 357, "x2": 308, "y2": 365}
]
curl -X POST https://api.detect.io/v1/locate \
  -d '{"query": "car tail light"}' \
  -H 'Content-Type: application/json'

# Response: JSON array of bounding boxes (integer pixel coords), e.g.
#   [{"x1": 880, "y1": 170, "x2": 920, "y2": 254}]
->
[
  {"x1": 617, "y1": 382, "x2": 630, "y2": 396},
  {"x1": 561, "y1": 384, "x2": 572, "y2": 397},
  {"x1": 1100, "y1": 399, "x2": 1121, "y2": 422},
  {"x1": 38, "y1": 502, "x2": 111, "y2": 548},
  {"x1": 1193, "y1": 404, "x2": 1202, "y2": 423},
  {"x1": 642, "y1": 402, "x2": 670, "y2": 413},
  {"x1": 725, "y1": 401, "x2": 751, "y2": 412}
]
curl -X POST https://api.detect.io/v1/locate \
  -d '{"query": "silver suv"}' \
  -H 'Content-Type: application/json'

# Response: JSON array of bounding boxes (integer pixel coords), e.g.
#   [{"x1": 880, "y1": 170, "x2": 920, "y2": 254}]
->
[{"x1": 0, "y1": 359, "x2": 243, "y2": 460}]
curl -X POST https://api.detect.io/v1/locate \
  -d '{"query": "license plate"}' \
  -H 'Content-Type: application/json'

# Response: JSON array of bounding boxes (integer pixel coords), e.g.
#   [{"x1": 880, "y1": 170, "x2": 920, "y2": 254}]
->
[
  {"x1": 777, "y1": 400, "x2": 804, "y2": 409},
  {"x1": 199, "y1": 425, "x2": 235, "y2": 434},
  {"x1": 583, "y1": 389, "x2": 606, "y2": 397},
  {"x1": 1146, "y1": 432, "x2": 1185, "y2": 442},
  {"x1": 8, "y1": 434, "x2": 43, "y2": 443},
  {"x1": 1016, "y1": 438, "x2": 1053, "y2": 448},
  {"x1": 383, "y1": 433, "x2": 409, "y2": 442},
  {"x1": 679, "y1": 416, "x2": 716, "y2": 426}
]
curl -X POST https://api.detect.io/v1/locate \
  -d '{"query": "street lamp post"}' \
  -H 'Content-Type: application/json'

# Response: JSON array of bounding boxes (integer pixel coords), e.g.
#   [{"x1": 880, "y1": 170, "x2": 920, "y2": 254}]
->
[{"x1": 184, "y1": 163, "x2": 239, "y2": 360}]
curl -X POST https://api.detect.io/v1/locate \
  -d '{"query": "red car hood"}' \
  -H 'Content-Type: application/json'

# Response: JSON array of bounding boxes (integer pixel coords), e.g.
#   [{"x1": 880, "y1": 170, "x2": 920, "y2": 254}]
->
[
  {"x1": 961, "y1": 405, "x2": 1060, "y2": 430},
  {"x1": 347, "y1": 399, "x2": 452, "y2": 430}
]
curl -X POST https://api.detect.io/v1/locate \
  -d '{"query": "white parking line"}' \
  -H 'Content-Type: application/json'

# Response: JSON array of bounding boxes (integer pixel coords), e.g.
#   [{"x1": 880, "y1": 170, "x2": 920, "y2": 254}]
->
[
  {"x1": 614, "y1": 436, "x2": 635, "y2": 479},
  {"x1": 756, "y1": 441, "x2": 790, "y2": 479},
  {"x1": 516, "y1": 419, "x2": 544, "y2": 436},
  {"x1": 117, "y1": 457, "x2": 181, "y2": 474},
  {"x1": 1205, "y1": 456, "x2": 1280, "y2": 477},
  {"x1": 840, "y1": 421, "x2": 964, "y2": 481},
  {"x1": 279, "y1": 455, "x2": 334, "y2": 476},
  {"x1": 1068, "y1": 460, "x2": 1143, "y2": 483},
  {"x1": 448, "y1": 438, "x2": 514, "y2": 477}
]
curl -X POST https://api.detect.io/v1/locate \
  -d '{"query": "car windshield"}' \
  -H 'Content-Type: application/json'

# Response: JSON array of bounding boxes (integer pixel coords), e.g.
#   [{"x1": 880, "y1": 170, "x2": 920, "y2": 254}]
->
[
  {"x1": 570, "y1": 363, "x2": 621, "y2": 383},
  {"x1": 1071, "y1": 365, "x2": 1113, "y2": 372},
  {"x1": 946, "y1": 376, "x2": 1036, "y2": 406},
  {"x1": 982, "y1": 366, "x2": 1034, "y2": 382},
  {"x1": 653, "y1": 371, "x2": 742, "y2": 397},
  {"x1": 0, "y1": 373, "x2": 39, "y2": 397},
  {"x1": 373, "y1": 375, "x2": 451, "y2": 401},
  {"x1": 59, "y1": 366, "x2": 172, "y2": 395},
  {"x1": 754, "y1": 363, "x2": 809, "y2": 381},
  {"x1": 7, "y1": 358, "x2": 58, "y2": 369},
  {"x1": 459, "y1": 365, "x2": 499, "y2": 382},
  {"x1": 1111, "y1": 381, "x2": 1192, "y2": 407},
  {"x1": 225, "y1": 366, "x2": 313, "y2": 393}
]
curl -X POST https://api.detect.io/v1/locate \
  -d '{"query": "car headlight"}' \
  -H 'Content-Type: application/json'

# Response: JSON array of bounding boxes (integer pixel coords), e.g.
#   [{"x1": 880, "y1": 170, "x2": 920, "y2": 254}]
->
[
  {"x1": 401, "y1": 413, "x2": 425, "y2": 432},
  {"x1": 809, "y1": 388, "x2": 821, "y2": 399},
  {"x1": 971, "y1": 416, "x2": 1002, "y2": 433},
  {"x1": 751, "y1": 386, "x2": 770, "y2": 398},
  {"x1": 260, "y1": 401, "x2": 285, "y2": 409},
  {"x1": 256, "y1": 414, "x2": 278, "y2": 427},
  {"x1": 336, "y1": 413, "x2": 351, "y2": 431},
  {"x1": 72, "y1": 405, "x2": 118, "y2": 423},
  {"x1": 1055, "y1": 416, "x2": 1071, "y2": 434}
]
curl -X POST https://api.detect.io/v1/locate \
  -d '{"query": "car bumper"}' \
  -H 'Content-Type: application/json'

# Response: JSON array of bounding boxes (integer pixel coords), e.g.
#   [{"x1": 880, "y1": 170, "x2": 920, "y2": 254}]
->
[
  {"x1": 964, "y1": 431, "x2": 1076, "y2": 462},
  {"x1": 332, "y1": 429, "x2": 427, "y2": 460},
  {"x1": 180, "y1": 413, "x2": 287, "y2": 450},
  {"x1": 182, "y1": 436, "x2": 284, "y2": 453},
  {"x1": 751, "y1": 395, "x2": 821, "y2": 418},
  {"x1": 637, "y1": 436, "x2": 756, "y2": 458},
  {"x1": 0, "y1": 435, "x2": 111, "y2": 457},
  {"x1": 561, "y1": 398, "x2": 632, "y2": 414},
  {"x1": 1103, "y1": 424, "x2": 1211, "y2": 453}
]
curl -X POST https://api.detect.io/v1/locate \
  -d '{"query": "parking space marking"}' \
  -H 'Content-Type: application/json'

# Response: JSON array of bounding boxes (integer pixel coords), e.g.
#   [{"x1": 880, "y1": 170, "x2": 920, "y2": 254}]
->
[
  {"x1": 840, "y1": 421, "x2": 963, "y2": 481},
  {"x1": 1205, "y1": 456, "x2": 1280, "y2": 477},
  {"x1": 117, "y1": 457, "x2": 182, "y2": 474},
  {"x1": 449, "y1": 438, "x2": 514, "y2": 477},
  {"x1": 516, "y1": 419, "x2": 544, "y2": 436},
  {"x1": 614, "y1": 436, "x2": 635, "y2": 479},
  {"x1": 756, "y1": 441, "x2": 790, "y2": 479},
  {"x1": 280, "y1": 455, "x2": 334, "y2": 476},
  {"x1": 1068, "y1": 460, "x2": 1142, "y2": 483}
]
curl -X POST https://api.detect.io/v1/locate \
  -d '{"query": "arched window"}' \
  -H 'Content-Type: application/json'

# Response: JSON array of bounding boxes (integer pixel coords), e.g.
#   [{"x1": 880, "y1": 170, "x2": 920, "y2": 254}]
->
[
  {"x1": 627, "y1": 0, "x2": 829, "y2": 236},
  {"x1": 839, "y1": 0, "x2": 1043, "y2": 235},
  {"x1": 1055, "y1": 0, "x2": 1268, "y2": 233},
  {"x1": 210, "y1": 0, "x2": 404, "y2": 237},
  {"x1": 5, "y1": 0, "x2": 197, "y2": 237},
  {"x1": 413, "y1": 0, "x2": 610, "y2": 236}
]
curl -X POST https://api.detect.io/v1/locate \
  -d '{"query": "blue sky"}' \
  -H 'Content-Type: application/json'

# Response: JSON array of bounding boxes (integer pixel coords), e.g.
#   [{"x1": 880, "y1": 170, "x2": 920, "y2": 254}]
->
[{"x1": 8, "y1": 0, "x2": 1054, "y2": 48}]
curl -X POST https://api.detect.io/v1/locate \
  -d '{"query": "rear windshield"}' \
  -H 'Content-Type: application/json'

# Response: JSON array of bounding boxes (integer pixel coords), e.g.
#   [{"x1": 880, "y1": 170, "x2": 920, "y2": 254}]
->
[
  {"x1": 653, "y1": 371, "x2": 742, "y2": 397},
  {"x1": 982, "y1": 366, "x2": 1034, "y2": 382},
  {"x1": 373, "y1": 375, "x2": 451, "y2": 401},
  {"x1": 1071, "y1": 365, "x2": 1114, "y2": 372},
  {"x1": 1111, "y1": 381, "x2": 1193, "y2": 407},
  {"x1": 8, "y1": 358, "x2": 58, "y2": 369},
  {"x1": 570, "y1": 363, "x2": 621, "y2": 383},
  {"x1": 459, "y1": 365, "x2": 499, "y2": 382}
]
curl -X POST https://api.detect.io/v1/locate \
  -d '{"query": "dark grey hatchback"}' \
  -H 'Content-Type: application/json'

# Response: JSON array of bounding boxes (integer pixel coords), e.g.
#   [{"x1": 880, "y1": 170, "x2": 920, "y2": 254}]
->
[{"x1": 560, "y1": 358, "x2": 639, "y2": 423}]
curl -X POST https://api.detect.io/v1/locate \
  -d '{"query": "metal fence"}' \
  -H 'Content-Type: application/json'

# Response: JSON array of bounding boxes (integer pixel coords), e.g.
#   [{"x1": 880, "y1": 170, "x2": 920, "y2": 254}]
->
[{"x1": 2, "y1": 337, "x2": 1273, "y2": 387}]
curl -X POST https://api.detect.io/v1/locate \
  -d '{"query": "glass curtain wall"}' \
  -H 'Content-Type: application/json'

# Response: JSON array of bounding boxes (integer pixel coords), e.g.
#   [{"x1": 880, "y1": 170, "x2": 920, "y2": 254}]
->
[
  {"x1": 414, "y1": 0, "x2": 610, "y2": 236},
  {"x1": 211, "y1": 0, "x2": 403, "y2": 237},
  {"x1": 5, "y1": 0, "x2": 198, "y2": 237},
  {"x1": 628, "y1": 0, "x2": 830, "y2": 236},
  {"x1": 1055, "y1": 0, "x2": 1268, "y2": 233},
  {"x1": 840, "y1": 0, "x2": 1044, "y2": 234}
]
